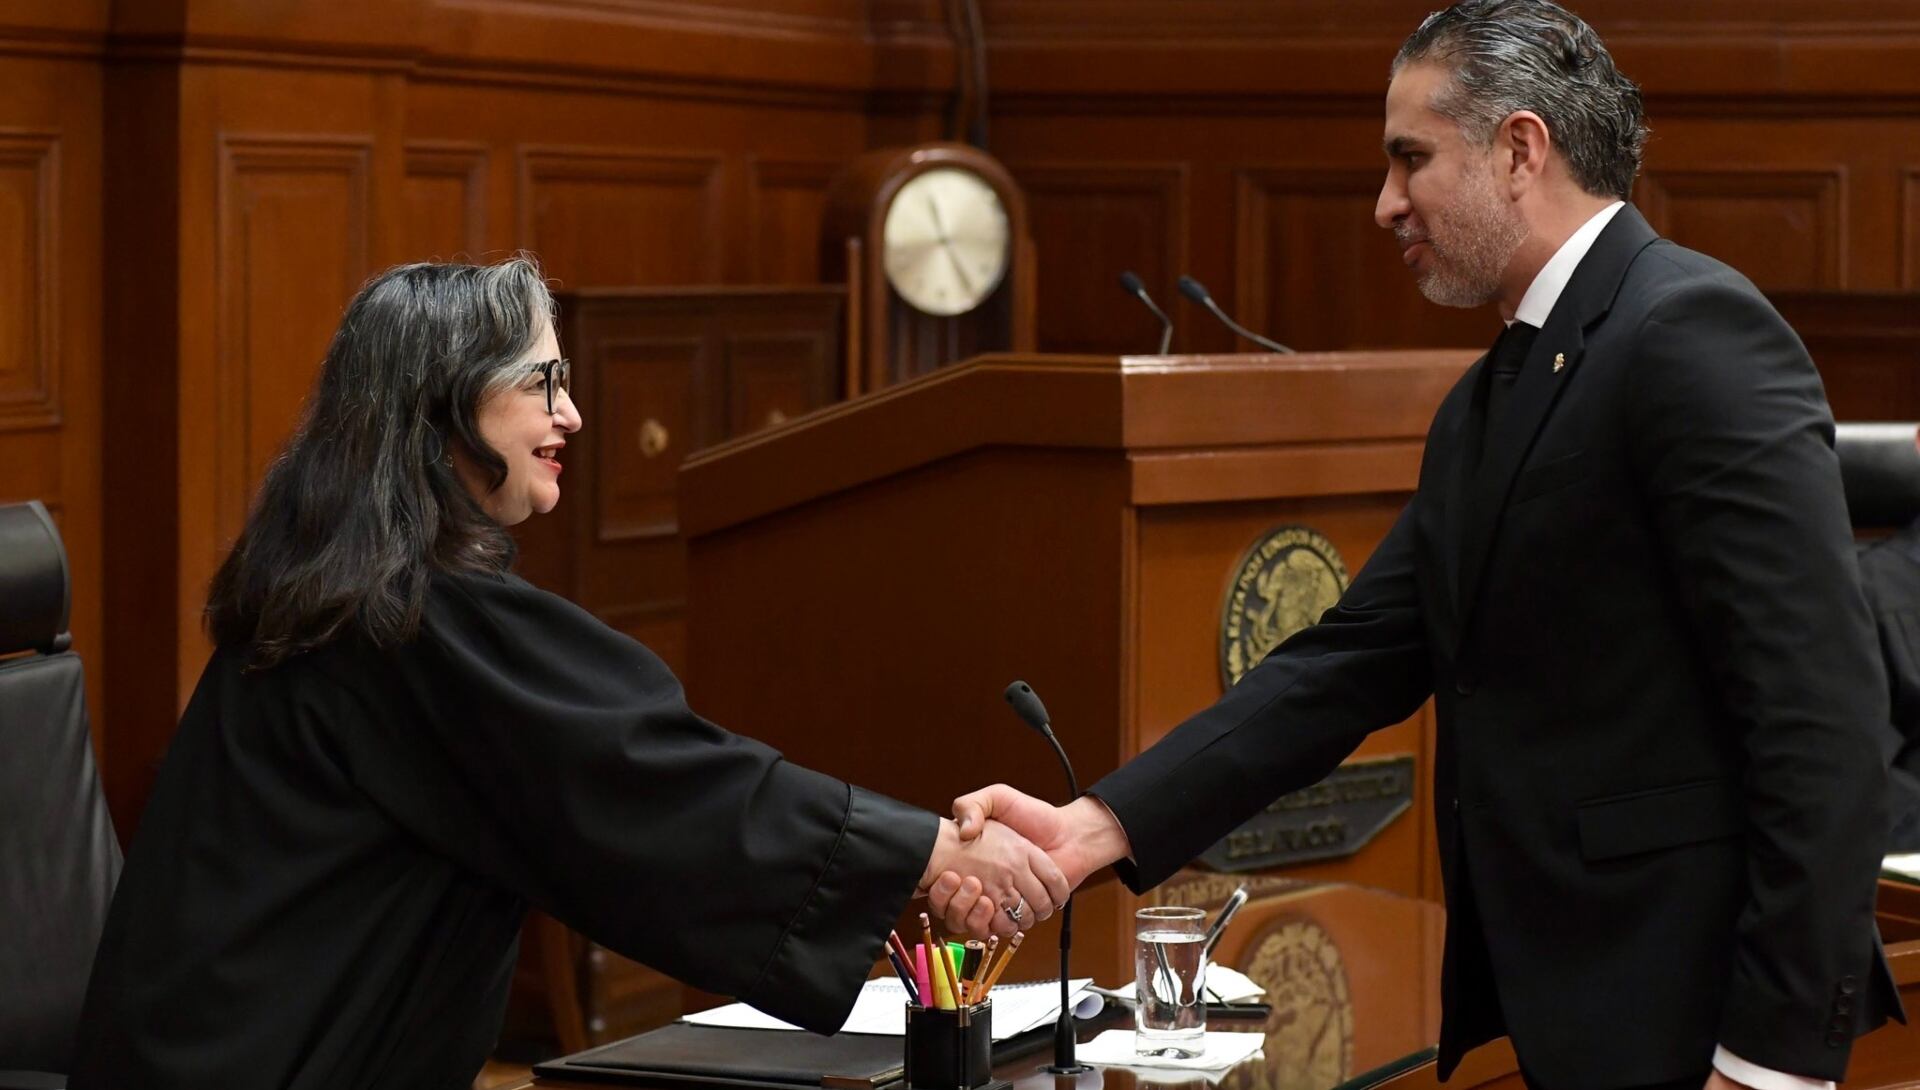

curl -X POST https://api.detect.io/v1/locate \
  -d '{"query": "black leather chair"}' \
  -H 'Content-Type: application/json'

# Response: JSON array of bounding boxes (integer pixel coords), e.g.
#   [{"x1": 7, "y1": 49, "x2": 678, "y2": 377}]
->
[
  {"x1": 1836, "y1": 422, "x2": 1920, "y2": 530},
  {"x1": 0, "y1": 501, "x2": 120, "y2": 1090}
]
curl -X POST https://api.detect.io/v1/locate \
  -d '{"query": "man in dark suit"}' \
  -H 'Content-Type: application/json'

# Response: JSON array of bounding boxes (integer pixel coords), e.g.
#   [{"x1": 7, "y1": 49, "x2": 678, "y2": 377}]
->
[{"x1": 927, "y1": 2, "x2": 1902, "y2": 1087}]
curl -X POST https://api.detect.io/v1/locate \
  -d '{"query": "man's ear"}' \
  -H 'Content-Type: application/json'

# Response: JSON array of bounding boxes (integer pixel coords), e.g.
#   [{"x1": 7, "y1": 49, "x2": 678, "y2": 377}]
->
[{"x1": 1500, "y1": 110, "x2": 1552, "y2": 198}]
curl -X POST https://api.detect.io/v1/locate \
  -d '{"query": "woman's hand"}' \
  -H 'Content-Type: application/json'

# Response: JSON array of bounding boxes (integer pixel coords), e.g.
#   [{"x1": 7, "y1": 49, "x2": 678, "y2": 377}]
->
[{"x1": 917, "y1": 818, "x2": 1069, "y2": 939}]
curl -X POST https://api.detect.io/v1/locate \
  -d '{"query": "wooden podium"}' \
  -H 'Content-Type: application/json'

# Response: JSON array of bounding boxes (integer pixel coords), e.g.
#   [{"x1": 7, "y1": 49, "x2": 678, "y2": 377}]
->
[{"x1": 679, "y1": 350, "x2": 1474, "y2": 985}]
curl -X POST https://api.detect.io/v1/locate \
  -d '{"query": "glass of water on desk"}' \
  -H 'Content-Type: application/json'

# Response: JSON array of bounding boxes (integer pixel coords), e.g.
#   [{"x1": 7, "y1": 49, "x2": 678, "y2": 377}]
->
[{"x1": 1135, "y1": 906, "x2": 1207, "y2": 1057}]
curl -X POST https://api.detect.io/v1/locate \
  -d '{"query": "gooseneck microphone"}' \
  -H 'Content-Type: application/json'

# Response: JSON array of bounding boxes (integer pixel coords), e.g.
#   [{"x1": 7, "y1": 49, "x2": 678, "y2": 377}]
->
[
  {"x1": 1177, "y1": 275, "x2": 1295, "y2": 354},
  {"x1": 1118, "y1": 271, "x2": 1174, "y2": 355},
  {"x1": 1002, "y1": 680, "x2": 1090, "y2": 1075}
]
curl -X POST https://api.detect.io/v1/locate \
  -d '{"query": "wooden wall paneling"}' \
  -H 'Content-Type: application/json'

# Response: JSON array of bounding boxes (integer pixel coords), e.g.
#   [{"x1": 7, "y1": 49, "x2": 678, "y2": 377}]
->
[
  {"x1": 1771, "y1": 293, "x2": 1920, "y2": 422},
  {"x1": 516, "y1": 146, "x2": 725, "y2": 290},
  {"x1": 593, "y1": 335, "x2": 707, "y2": 544},
  {"x1": 1010, "y1": 161, "x2": 1188, "y2": 356},
  {"x1": 1903, "y1": 169, "x2": 1920, "y2": 290},
  {"x1": 214, "y1": 134, "x2": 372, "y2": 547},
  {"x1": 723, "y1": 328, "x2": 837, "y2": 434},
  {"x1": 1235, "y1": 168, "x2": 1497, "y2": 354},
  {"x1": 576, "y1": 329, "x2": 708, "y2": 669},
  {"x1": 1636, "y1": 168, "x2": 1848, "y2": 292},
  {"x1": 968, "y1": 0, "x2": 1920, "y2": 100},
  {"x1": 0, "y1": 129, "x2": 59, "y2": 431},
  {"x1": 403, "y1": 140, "x2": 488, "y2": 262},
  {"x1": 746, "y1": 157, "x2": 840, "y2": 284},
  {"x1": 100, "y1": 58, "x2": 180, "y2": 837},
  {"x1": 0, "y1": 48, "x2": 104, "y2": 797}
]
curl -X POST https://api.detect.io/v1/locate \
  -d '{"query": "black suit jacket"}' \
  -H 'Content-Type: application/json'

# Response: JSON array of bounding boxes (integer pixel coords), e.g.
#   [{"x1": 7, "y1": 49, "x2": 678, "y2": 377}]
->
[{"x1": 1090, "y1": 206, "x2": 1902, "y2": 1088}]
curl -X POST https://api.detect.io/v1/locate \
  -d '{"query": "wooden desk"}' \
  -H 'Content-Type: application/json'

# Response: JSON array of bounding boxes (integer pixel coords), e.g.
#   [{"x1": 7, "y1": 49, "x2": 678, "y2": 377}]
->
[{"x1": 514, "y1": 877, "x2": 1920, "y2": 1090}]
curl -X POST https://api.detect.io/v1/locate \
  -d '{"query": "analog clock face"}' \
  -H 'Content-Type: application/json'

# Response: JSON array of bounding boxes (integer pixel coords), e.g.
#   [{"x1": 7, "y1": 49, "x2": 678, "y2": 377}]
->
[{"x1": 881, "y1": 167, "x2": 1010, "y2": 317}]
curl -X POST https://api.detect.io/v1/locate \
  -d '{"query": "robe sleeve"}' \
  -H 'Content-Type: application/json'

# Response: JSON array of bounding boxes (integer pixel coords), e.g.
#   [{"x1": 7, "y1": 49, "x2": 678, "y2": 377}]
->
[{"x1": 318, "y1": 570, "x2": 937, "y2": 1033}]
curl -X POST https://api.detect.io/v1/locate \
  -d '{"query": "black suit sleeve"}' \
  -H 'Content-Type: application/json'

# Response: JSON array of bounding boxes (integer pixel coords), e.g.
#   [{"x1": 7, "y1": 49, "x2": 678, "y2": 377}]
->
[
  {"x1": 1089, "y1": 502, "x2": 1433, "y2": 890},
  {"x1": 1626, "y1": 277, "x2": 1894, "y2": 1072},
  {"x1": 325, "y1": 572, "x2": 937, "y2": 1035}
]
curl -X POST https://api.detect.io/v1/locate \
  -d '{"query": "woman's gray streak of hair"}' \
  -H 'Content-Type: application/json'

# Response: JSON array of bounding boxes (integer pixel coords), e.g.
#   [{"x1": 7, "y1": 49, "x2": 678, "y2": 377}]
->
[{"x1": 1394, "y1": 0, "x2": 1648, "y2": 201}]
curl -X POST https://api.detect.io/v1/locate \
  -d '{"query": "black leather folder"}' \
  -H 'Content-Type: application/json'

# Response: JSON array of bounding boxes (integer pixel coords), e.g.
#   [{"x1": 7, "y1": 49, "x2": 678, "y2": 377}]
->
[
  {"x1": 531, "y1": 1019, "x2": 1059, "y2": 1088},
  {"x1": 531, "y1": 1024, "x2": 906, "y2": 1089}
]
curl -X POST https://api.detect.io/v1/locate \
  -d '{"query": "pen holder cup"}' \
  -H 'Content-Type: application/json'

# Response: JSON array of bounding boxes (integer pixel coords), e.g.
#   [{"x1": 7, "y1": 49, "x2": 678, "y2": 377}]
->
[{"x1": 903, "y1": 1002, "x2": 1008, "y2": 1090}]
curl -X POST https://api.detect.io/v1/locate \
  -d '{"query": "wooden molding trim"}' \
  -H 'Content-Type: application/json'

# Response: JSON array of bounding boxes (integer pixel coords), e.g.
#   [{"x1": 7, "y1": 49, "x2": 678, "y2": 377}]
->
[
  {"x1": 405, "y1": 140, "x2": 489, "y2": 259},
  {"x1": 513, "y1": 144, "x2": 727, "y2": 287},
  {"x1": 0, "y1": 129, "x2": 61, "y2": 432},
  {"x1": 1233, "y1": 168, "x2": 1384, "y2": 338},
  {"x1": 213, "y1": 133, "x2": 373, "y2": 544},
  {"x1": 1637, "y1": 167, "x2": 1849, "y2": 290},
  {"x1": 1902, "y1": 169, "x2": 1920, "y2": 291}
]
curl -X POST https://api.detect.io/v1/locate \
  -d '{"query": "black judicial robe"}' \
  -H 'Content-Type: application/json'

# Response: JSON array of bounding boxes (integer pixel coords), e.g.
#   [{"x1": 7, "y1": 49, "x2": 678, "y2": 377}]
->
[{"x1": 71, "y1": 570, "x2": 937, "y2": 1090}]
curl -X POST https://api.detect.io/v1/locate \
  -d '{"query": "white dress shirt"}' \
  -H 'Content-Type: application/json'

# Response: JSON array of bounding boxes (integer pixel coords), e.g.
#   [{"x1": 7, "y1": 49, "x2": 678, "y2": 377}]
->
[{"x1": 1505, "y1": 198, "x2": 1832, "y2": 1090}]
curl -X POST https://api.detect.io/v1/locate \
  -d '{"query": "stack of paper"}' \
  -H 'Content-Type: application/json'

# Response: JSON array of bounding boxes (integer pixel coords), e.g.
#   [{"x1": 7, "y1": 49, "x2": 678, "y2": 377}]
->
[{"x1": 682, "y1": 978, "x2": 1102, "y2": 1042}]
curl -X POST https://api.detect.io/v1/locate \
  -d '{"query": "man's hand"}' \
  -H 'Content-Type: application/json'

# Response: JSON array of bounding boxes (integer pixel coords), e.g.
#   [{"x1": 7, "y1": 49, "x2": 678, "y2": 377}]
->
[
  {"x1": 927, "y1": 785, "x2": 1135, "y2": 931},
  {"x1": 917, "y1": 818, "x2": 1069, "y2": 940},
  {"x1": 953, "y1": 785, "x2": 1132, "y2": 886}
]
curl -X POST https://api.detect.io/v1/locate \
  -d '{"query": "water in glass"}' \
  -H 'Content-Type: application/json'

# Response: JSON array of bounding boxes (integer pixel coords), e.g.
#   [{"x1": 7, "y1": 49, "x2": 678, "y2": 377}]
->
[{"x1": 1134, "y1": 907, "x2": 1206, "y2": 1057}]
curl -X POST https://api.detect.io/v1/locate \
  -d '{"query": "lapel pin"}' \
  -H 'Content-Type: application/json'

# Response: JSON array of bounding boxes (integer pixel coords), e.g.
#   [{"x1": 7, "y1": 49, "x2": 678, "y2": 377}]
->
[{"x1": 1552, "y1": 352, "x2": 1566, "y2": 373}]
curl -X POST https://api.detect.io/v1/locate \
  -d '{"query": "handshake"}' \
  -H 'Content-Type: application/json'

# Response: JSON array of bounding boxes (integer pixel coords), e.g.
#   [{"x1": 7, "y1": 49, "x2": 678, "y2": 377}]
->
[{"x1": 913, "y1": 785, "x2": 1135, "y2": 940}]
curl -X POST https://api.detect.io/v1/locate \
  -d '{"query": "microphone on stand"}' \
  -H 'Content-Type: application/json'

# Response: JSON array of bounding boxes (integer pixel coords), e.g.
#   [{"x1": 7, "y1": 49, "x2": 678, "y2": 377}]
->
[
  {"x1": 1118, "y1": 271, "x2": 1174, "y2": 355},
  {"x1": 1002, "y1": 680, "x2": 1091, "y2": 1075},
  {"x1": 1177, "y1": 275, "x2": 1295, "y2": 354}
]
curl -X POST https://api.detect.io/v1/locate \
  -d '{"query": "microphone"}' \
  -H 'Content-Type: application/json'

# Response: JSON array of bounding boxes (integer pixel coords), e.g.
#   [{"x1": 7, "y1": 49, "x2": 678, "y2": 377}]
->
[
  {"x1": 1118, "y1": 271, "x2": 1174, "y2": 355},
  {"x1": 1002, "y1": 680, "x2": 1090, "y2": 1075},
  {"x1": 1177, "y1": 275, "x2": 1295, "y2": 354}
]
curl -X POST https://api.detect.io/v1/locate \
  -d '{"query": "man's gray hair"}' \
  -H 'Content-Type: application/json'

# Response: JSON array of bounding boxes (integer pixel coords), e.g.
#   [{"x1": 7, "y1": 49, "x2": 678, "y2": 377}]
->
[{"x1": 1395, "y1": 0, "x2": 1648, "y2": 200}]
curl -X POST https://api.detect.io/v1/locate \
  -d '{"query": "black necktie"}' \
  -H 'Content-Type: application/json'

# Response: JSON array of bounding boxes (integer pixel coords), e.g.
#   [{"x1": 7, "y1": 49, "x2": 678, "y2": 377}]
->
[{"x1": 1485, "y1": 320, "x2": 1538, "y2": 435}]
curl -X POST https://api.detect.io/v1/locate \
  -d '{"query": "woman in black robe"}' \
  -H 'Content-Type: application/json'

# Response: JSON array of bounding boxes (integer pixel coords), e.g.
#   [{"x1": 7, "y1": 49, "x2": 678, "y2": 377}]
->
[{"x1": 71, "y1": 257, "x2": 1063, "y2": 1090}]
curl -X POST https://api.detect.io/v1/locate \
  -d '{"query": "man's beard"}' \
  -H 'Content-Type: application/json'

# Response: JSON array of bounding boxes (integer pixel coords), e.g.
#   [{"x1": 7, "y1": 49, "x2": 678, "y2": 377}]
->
[{"x1": 1397, "y1": 164, "x2": 1528, "y2": 309}]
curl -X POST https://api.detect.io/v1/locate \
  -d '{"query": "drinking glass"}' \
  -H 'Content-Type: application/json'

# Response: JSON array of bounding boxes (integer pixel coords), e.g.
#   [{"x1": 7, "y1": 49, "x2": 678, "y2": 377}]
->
[{"x1": 1134, "y1": 906, "x2": 1207, "y2": 1057}]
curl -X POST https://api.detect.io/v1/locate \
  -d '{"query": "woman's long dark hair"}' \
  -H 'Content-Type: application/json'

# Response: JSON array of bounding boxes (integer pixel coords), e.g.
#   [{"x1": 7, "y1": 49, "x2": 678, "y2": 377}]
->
[{"x1": 207, "y1": 257, "x2": 555, "y2": 668}]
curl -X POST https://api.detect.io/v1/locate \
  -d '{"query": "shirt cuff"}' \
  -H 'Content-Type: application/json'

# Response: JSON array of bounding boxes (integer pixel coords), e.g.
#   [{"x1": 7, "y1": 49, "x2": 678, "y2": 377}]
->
[{"x1": 1712, "y1": 1045, "x2": 1834, "y2": 1090}]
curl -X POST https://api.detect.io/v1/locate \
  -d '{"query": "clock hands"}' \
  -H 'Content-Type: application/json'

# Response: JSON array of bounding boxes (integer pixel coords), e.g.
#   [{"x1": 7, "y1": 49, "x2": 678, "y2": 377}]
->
[{"x1": 924, "y1": 195, "x2": 978, "y2": 297}]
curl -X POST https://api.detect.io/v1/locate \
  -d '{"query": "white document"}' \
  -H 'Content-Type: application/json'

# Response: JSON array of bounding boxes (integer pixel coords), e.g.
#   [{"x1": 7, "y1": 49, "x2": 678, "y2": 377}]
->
[
  {"x1": 1885, "y1": 853, "x2": 1920, "y2": 881},
  {"x1": 682, "y1": 978, "x2": 1101, "y2": 1042}
]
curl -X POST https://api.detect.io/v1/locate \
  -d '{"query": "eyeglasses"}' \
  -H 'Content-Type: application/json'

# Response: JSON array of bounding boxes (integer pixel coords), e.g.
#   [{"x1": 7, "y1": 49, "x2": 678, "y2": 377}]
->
[{"x1": 530, "y1": 358, "x2": 571, "y2": 414}]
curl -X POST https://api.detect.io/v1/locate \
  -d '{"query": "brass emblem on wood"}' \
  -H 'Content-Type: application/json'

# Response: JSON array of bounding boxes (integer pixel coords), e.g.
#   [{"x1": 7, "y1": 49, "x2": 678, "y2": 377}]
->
[
  {"x1": 1221, "y1": 918, "x2": 1353, "y2": 1090},
  {"x1": 1199, "y1": 754, "x2": 1415, "y2": 872},
  {"x1": 1220, "y1": 526, "x2": 1349, "y2": 687}
]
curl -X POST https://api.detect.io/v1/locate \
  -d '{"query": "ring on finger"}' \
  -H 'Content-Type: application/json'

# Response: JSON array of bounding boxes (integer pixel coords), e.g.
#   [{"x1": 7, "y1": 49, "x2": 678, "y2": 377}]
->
[{"x1": 1004, "y1": 897, "x2": 1027, "y2": 924}]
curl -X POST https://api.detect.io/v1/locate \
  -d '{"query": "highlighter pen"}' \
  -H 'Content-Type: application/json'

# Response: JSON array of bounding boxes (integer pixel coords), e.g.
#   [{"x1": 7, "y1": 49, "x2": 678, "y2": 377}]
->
[
  {"x1": 929, "y1": 948, "x2": 956, "y2": 1010},
  {"x1": 914, "y1": 945, "x2": 931, "y2": 1008},
  {"x1": 936, "y1": 940, "x2": 965, "y2": 1010},
  {"x1": 887, "y1": 947, "x2": 921, "y2": 1006},
  {"x1": 977, "y1": 931, "x2": 1024, "y2": 998}
]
